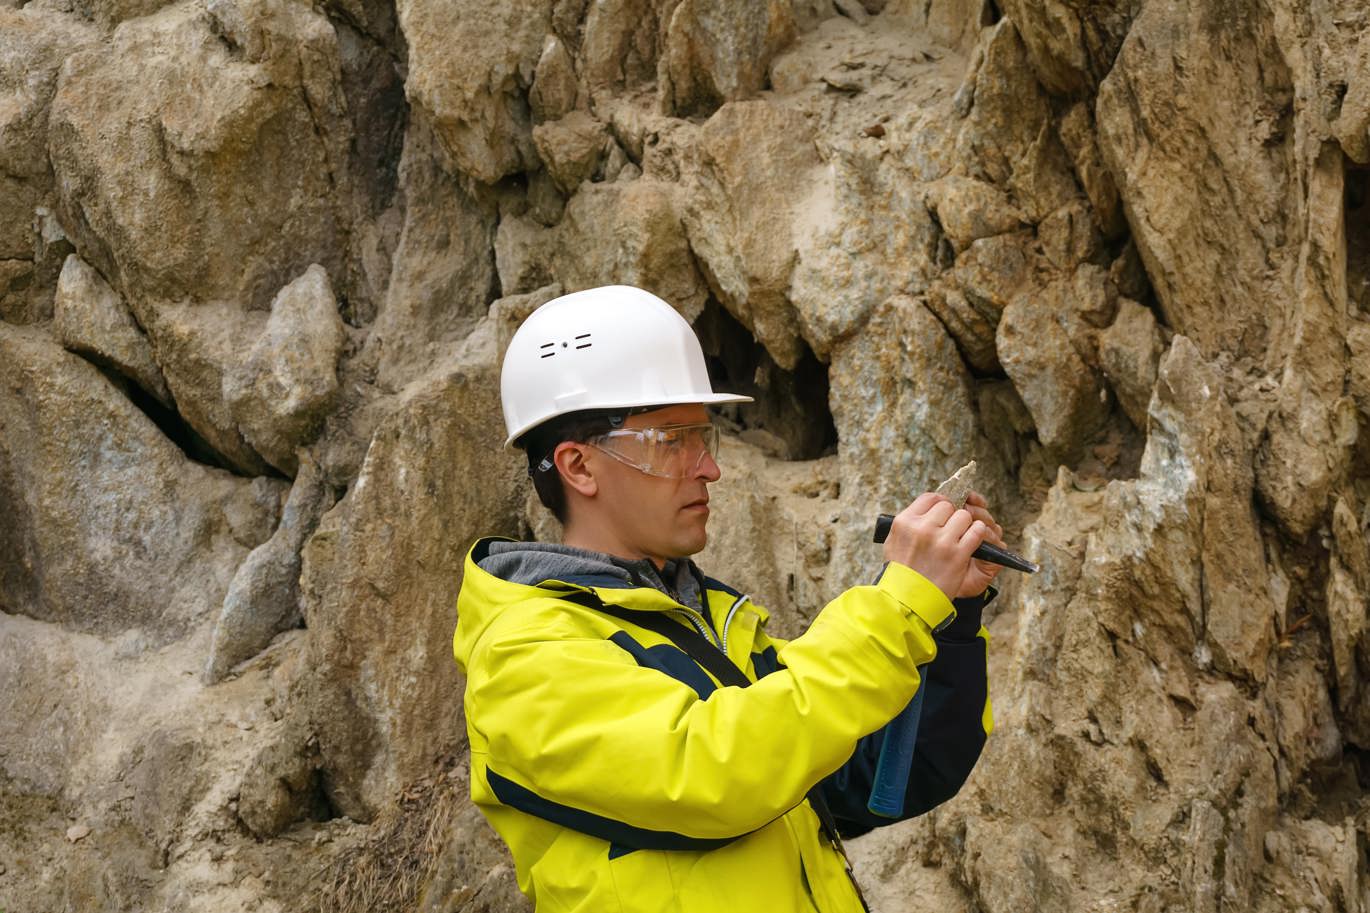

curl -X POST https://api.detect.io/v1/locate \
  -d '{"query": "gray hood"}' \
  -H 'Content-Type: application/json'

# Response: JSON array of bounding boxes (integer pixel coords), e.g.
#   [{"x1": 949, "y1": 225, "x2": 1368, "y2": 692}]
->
[{"x1": 478, "y1": 540, "x2": 705, "y2": 612}]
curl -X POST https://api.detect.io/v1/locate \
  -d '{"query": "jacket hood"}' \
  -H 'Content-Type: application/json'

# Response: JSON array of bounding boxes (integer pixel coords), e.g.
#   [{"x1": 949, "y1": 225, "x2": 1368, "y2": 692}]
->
[{"x1": 453, "y1": 538, "x2": 705, "y2": 671}]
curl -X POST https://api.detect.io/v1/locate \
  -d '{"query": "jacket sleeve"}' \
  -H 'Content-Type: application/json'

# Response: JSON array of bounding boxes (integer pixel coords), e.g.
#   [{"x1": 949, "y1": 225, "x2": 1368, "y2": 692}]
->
[
  {"x1": 815, "y1": 589, "x2": 994, "y2": 838},
  {"x1": 466, "y1": 562, "x2": 952, "y2": 841}
]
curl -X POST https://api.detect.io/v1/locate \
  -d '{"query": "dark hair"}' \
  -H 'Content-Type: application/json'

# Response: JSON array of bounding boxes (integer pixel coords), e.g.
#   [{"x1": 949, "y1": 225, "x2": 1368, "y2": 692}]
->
[{"x1": 518, "y1": 409, "x2": 632, "y2": 523}]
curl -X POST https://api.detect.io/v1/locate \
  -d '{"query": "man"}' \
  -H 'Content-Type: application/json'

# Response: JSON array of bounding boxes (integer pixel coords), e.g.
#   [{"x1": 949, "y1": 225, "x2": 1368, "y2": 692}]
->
[{"x1": 454, "y1": 285, "x2": 1000, "y2": 912}]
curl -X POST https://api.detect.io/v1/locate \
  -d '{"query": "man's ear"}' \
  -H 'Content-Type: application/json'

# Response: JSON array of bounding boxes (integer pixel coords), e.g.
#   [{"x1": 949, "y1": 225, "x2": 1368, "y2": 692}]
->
[{"x1": 554, "y1": 442, "x2": 598, "y2": 498}]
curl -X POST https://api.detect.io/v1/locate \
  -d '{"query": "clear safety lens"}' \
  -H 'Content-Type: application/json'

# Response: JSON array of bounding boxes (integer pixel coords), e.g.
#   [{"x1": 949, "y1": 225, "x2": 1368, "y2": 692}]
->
[{"x1": 589, "y1": 422, "x2": 720, "y2": 478}]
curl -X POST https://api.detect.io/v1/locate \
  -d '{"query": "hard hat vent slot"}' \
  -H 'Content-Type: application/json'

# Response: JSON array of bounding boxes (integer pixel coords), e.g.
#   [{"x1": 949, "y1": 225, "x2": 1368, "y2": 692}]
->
[
  {"x1": 539, "y1": 342, "x2": 556, "y2": 359},
  {"x1": 575, "y1": 333, "x2": 593, "y2": 350}
]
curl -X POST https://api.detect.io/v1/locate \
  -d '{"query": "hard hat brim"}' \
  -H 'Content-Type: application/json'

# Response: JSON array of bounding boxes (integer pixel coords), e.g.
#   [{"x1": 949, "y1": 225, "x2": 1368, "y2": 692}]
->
[{"x1": 503, "y1": 392, "x2": 754, "y2": 448}]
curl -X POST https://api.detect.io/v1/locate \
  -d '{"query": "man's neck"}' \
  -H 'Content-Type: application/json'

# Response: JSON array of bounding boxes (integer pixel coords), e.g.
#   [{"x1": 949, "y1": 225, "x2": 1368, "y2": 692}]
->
[{"x1": 560, "y1": 522, "x2": 666, "y2": 570}]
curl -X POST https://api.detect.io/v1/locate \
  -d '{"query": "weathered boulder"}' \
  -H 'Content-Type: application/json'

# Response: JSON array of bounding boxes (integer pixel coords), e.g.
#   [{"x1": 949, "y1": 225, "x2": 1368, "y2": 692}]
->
[
  {"x1": 1099, "y1": 297, "x2": 1164, "y2": 429},
  {"x1": 223, "y1": 266, "x2": 347, "y2": 474},
  {"x1": 0, "y1": 324, "x2": 282, "y2": 645},
  {"x1": 829, "y1": 295, "x2": 988, "y2": 585},
  {"x1": 997, "y1": 274, "x2": 1111, "y2": 457},
  {"x1": 659, "y1": 0, "x2": 798, "y2": 117},
  {"x1": 581, "y1": 0, "x2": 679, "y2": 96},
  {"x1": 995, "y1": 0, "x2": 1136, "y2": 98},
  {"x1": 684, "y1": 101, "x2": 820, "y2": 370},
  {"x1": 48, "y1": 0, "x2": 350, "y2": 313},
  {"x1": 531, "y1": 111, "x2": 611, "y2": 193},
  {"x1": 529, "y1": 35, "x2": 578, "y2": 123},
  {"x1": 789, "y1": 156, "x2": 942, "y2": 359},
  {"x1": 496, "y1": 179, "x2": 708, "y2": 321},
  {"x1": 0, "y1": 7, "x2": 97, "y2": 323},
  {"x1": 204, "y1": 455, "x2": 335, "y2": 684},
  {"x1": 298, "y1": 355, "x2": 524, "y2": 819},
  {"x1": 924, "y1": 175, "x2": 1026, "y2": 253},
  {"x1": 1056, "y1": 101, "x2": 1125, "y2": 239},
  {"x1": 1331, "y1": 31, "x2": 1370, "y2": 165},
  {"x1": 1096, "y1": 0, "x2": 1298, "y2": 363},
  {"x1": 954, "y1": 21, "x2": 1054, "y2": 200},
  {"x1": 1254, "y1": 148, "x2": 1358, "y2": 540},
  {"x1": 53, "y1": 254, "x2": 172, "y2": 406},
  {"x1": 364, "y1": 118, "x2": 498, "y2": 394},
  {"x1": 397, "y1": 0, "x2": 551, "y2": 184}
]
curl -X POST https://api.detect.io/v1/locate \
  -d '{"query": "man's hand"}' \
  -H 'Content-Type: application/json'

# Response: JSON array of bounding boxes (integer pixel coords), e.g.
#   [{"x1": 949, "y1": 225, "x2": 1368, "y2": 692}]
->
[
  {"x1": 881, "y1": 491, "x2": 993, "y2": 600},
  {"x1": 957, "y1": 491, "x2": 1004, "y2": 598}
]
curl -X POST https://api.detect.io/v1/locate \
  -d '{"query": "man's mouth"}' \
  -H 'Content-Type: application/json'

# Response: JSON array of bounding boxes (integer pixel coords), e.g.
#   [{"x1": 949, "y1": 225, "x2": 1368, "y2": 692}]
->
[{"x1": 682, "y1": 498, "x2": 709, "y2": 511}]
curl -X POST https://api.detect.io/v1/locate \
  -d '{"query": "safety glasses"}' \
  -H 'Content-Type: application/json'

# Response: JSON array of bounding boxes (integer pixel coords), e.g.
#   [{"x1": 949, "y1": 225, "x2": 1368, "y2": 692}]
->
[{"x1": 587, "y1": 422, "x2": 720, "y2": 479}]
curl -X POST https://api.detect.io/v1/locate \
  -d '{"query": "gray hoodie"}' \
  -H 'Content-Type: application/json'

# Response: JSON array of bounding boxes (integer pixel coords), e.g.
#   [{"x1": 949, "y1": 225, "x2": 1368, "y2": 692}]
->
[{"x1": 478, "y1": 540, "x2": 706, "y2": 612}]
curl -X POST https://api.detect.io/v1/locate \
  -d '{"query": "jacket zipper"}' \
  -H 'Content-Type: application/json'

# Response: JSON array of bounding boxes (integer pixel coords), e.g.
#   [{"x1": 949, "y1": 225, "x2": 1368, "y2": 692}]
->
[
  {"x1": 720, "y1": 594, "x2": 750, "y2": 658},
  {"x1": 670, "y1": 606, "x2": 721, "y2": 649},
  {"x1": 672, "y1": 592, "x2": 751, "y2": 657}
]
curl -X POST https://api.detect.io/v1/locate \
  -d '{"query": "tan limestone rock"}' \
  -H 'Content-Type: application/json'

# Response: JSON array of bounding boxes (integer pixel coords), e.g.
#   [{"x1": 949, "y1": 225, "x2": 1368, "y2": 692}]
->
[
  {"x1": 1095, "y1": 0, "x2": 1298, "y2": 363},
  {"x1": 397, "y1": 0, "x2": 551, "y2": 184},
  {"x1": 53, "y1": 254, "x2": 171, "y2": 407},
  {"x1": 0, "y1": 324, "x2": 280, "y2": 644},
  {"x1": 997, "y1": 275, "x2": 1110, "y2": 458},
  {"x1": 364, "y1": 118, "x2": 498, "y2": 394},
  {"x1": 204, "y1": 456, "x2": 335, "y2": 685},
  {"x1": 684, "y1": 100, "x2": 820, "y2": 370},
  {"x1": 532, "y1": 111, "x2": 611, "y2": 193},
  {"x1": 1100, "y1": 298, "x2": 1164, "y2": 429},
  {"x1": 298, "y1": 356, "x2": 524, "y2": 818},
  {"x1": 924, "y1": 175, "x2": 1026, "y2": 254},
  {"x1": 222, "y1": 266, "x2": 346, "y2": 475},
  {"x1": 529, "y1": 35, "x2": 579, "y2": 123},
  {"x1": 48, "y1": 0, "x2": 350, "y2": 313},
  {"x1": 658, "y1": 0, "x2": 798, "y2": 117}
]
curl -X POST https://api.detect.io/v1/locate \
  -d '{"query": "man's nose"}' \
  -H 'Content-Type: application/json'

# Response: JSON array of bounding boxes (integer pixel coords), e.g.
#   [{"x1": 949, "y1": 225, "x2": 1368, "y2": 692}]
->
[{"x1": 696, "y1": 449, "x2": 722, "y2": 482}]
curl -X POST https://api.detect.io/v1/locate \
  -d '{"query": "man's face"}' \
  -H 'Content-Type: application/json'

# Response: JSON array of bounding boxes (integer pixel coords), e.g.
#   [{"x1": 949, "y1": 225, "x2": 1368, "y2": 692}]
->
[{"x1": 581, "y1": 403, "x2": 721, "y2": 564}]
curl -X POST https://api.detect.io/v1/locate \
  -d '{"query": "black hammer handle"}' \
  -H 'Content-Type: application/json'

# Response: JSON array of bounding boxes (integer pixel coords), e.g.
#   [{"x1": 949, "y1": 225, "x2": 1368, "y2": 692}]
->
[{"x1": 873, "y1": 514, "x2": 1039, "y2": 573}]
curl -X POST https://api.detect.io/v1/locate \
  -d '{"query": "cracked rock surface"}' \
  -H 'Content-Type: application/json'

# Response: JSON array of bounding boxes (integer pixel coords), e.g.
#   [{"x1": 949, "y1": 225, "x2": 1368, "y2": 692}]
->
[{"x1": 2, "y1": 0, "x2": 1369, "y2": 911}]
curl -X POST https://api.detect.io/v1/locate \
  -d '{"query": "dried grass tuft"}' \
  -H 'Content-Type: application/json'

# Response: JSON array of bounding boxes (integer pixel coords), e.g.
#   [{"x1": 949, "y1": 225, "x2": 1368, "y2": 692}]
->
[{"x1": 312, "y1": 759, "x2": 461, "y2": 913}]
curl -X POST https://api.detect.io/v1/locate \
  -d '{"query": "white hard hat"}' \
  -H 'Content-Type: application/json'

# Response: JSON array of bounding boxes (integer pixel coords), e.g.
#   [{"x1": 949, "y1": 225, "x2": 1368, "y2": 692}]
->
[{"x1": 500, "y1": 286, "x2": 752, "y2": 445}]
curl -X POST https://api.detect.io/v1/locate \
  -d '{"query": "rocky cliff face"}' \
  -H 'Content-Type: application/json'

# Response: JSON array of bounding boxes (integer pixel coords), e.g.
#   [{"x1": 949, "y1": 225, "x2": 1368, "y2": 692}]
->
[{"x1": 1, "y1": 0, "x2": 1367, "y2": 909}]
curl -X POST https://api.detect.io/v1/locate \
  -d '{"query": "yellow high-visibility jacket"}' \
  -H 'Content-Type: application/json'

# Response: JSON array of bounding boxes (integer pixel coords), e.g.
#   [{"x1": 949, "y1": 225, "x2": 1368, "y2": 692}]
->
[{"x1": 453, "y1": 537, "x2": 993, "y2": 913}]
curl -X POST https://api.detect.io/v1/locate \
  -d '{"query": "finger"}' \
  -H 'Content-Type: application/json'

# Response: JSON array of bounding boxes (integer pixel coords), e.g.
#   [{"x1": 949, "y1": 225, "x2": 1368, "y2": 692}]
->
[
  {"x1": 957, "y1": 520, "x2": 990, "y2": 558},
  {"x1": 907, "y1": 492, "x2": 948, "y2": 517},
  {"x1": 965, "y1": 490, "x2": 987, "y2": 508},
  {"x1": 965, "y1": 506, "x2": 1006, "y2": 545},
  {"x1": 922, "y1": 499, "x2": 956, "y2": 526},
  {"x1": 943, "y1": 508, "x2": 974, "y2": 540}
]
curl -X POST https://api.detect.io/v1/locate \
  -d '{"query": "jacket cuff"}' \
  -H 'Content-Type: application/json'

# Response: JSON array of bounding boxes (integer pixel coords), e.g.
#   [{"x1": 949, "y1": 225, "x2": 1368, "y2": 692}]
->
[
  {"x1": 876, "y1": 562, "x2": 956, "y2": 633},
  {"x1": 940, "y1": 585, "x2": 997, "y2": 641}
]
